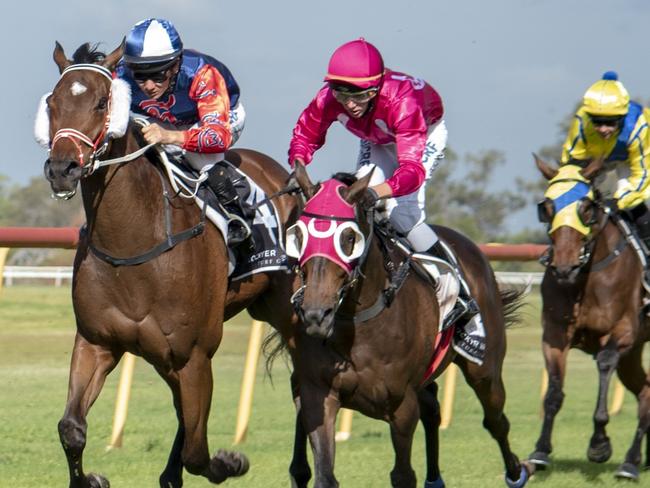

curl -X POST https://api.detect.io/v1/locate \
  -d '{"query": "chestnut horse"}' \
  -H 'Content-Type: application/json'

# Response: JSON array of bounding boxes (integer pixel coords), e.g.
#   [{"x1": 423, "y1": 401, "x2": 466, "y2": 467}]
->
[
  {"x1": 283, "y1": 163, "x2": 530, "y2": 488},
  {"x1": 528, "y1": 155, "x2": 650, "y2": 481},
  {"x1": 41, "y1": 42, "x2": 300, "y2": 487}
]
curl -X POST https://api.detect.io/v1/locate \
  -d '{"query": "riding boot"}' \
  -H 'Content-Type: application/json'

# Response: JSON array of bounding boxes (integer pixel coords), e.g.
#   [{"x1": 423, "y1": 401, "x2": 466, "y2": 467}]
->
[
  {"x1": 206, "y1": 165, "x2": 252, "y2": 246},
  {"x1": 426, "y1": 240, "x2": 480, "y2": 328},
  {"x1": 627, "y1": 202, "x2": 650, "y2": 284}
]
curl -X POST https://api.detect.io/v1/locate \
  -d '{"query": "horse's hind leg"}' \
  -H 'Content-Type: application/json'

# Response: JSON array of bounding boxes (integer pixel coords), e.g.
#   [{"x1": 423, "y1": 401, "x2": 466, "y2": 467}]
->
[
  {"x1": 59, "y1": 333, "x2": 121, "y2": 488},
  {"x1": 613, "y1": 344, "x2": 649, "y2": 481},
  {"x1": 417, "y1": 382, "x2": 445, "y2": 487},
  {"x1": 587, "y1": 342, "x2": 620, "y2": 463},
  {"x1": 388, "y1": 389, "x2": 419, "y2": 488},
  {"x1": 174, "y1": 349, "x2": 249, "y2": 484},
  {"x1": 459, "y1": 360, "x2": 529, "y2": 487}
]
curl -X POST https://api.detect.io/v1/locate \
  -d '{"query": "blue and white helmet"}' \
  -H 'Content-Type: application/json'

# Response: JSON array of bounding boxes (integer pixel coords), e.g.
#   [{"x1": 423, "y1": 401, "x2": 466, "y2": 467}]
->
[{"x1": 124, "y1": 18, "x2": 183, "y2": 71}]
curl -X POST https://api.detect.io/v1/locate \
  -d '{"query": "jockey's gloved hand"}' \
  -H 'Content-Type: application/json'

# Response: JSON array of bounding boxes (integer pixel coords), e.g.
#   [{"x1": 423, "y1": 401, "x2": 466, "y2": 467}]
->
[
  {"x1": 360, "y1": 187, "x2": 379, "y2": 210},
  {"x1": 603, "y1": 198, "x2": 619, "y2": 214}
]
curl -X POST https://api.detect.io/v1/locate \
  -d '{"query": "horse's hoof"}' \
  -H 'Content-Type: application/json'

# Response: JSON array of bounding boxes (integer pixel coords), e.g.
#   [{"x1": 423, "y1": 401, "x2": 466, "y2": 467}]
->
[
  {"x1": 208, "y1": 449, "x2": 250, "y2": 483},
  {"x1": 424, "y1": 477, "x2": 446, "y2": 488},
  {"x1": 527, "y1": 451, "x2": 550, "y2": 470},
  {"x1": 505, "y1": 465, "x2": 529, "y2": 488},
  {"x1": 587, "y1": 439, "x2": 612, "y2": 463},
  {"x1": 87, "y1": 473, "x2": 110, "y2": 488},
  {"x1": 615, "y1": 462, "x2": 640, "y2": 481}
]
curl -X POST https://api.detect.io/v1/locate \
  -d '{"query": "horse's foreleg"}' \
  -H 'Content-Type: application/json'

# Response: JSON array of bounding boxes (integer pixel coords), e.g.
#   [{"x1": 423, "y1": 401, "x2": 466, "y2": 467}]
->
[
  {"x1": 176, "y1": 349, "x2": 249, "y2": 484},
  {"x1": 417, "y1": 382, "x2": 444, "y2": 487},
  {"x1": 614, "y1": 344, "x2": 649, "y2": 481},
  {"x1": 587, "y1": 342, "x2": 620, "y2": 463},
  {"x1": 459, "y1": 360, "x2": 529, "y2": 487},
  {"x1": 59, "y1": 333, "x2": 121, "y2": 488},
  {"x1": 529, "y1": 337, "x2": 570, "y2": 468},
  {"x1": 289, "y1": 373, "x2": 311, "y2": 488},
  {"x1": 154, "y1": 367, "x2": 184, "y2": 488},
  {"x1": 300, "y1": 387, "x2": 339, "y2": 488},
  {"x1": 388, "y1": 389, "x2": 419, "y2": 488}
]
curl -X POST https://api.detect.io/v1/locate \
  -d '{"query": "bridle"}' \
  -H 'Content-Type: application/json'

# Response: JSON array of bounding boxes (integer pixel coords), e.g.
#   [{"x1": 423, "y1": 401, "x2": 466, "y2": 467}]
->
[
  {"x1": 48, "y1": 64, "x2": 155, "y2": 180},
  {"x1": 50, "y1": 64, "x2": 115, "y2": 172},
  {"x1": 538, "y1": 179, "x2": 618, "y2": 272}
]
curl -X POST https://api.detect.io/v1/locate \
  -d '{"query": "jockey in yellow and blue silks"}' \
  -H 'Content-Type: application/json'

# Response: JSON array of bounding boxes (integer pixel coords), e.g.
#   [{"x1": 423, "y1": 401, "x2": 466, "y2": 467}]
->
[{"x1": 561, "y1": 71, "x2": 650, "y2": 253}]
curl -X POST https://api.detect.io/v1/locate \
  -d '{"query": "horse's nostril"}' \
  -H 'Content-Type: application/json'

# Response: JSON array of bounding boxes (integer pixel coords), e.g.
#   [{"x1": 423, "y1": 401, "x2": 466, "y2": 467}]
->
[{"x1": 63, "y1": 161, "x2": 78, "y2": 176}]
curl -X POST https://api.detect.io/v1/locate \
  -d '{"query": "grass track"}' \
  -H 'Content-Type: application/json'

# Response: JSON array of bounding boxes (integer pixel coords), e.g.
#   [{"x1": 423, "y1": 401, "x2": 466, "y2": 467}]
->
[{"x1": 0, "y1": 286, "x2": 647, "y2": 487}]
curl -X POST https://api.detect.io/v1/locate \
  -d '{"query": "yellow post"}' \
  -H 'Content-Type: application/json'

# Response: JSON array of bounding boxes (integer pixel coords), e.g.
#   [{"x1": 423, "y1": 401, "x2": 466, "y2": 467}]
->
[
  {"x1": 106, "y1": 352, "x2": 136, "y2": 450},
  {"x1": 609, "y1": 379, "x2": 625, "y2": 416},
  {"x1": 233, "y1": 320, "x2": 265, "y2": 445},
  {"x1": 539, "y1": 369, "x2": 549, "y2": 418},
  {"x1": 0, "y1": 248, "x2": 9, "y2": 296},
  {"x1": 335, "y1": 409, "x2": 354, "y2": 442},
  {"x1": 440, "y1": 364, "x2": 458, "y2": 430}
]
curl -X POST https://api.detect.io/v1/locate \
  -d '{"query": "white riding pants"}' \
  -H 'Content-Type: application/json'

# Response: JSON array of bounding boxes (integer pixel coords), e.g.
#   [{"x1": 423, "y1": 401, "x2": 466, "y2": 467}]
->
[{"x1": 355, "y1": 119, "x2": 448, "y2": 251}]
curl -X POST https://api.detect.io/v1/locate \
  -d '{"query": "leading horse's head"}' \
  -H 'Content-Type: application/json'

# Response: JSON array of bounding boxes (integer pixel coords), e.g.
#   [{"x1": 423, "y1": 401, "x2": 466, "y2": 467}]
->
[
  {"x1": 38, "y1": 41, "x2": 130, "y2": 199},
  {"x1": 535, "y1": 154, "x2": 606, "y2": 284},
  {"x1": 286, "y1": 162, "x2": 373, "y2": 339}
]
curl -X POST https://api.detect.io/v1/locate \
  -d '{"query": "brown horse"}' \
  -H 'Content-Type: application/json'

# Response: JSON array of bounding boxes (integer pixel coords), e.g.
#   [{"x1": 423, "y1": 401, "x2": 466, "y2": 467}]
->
[
  {"x1": 42, "y1": 42, "x2": 300, "y2": 487},
  {"x1": 528, "y1": 155, "x2": 650, "y2": 481},
  {"x1": 283, "y1": 162, "x2": 530, "y2": 488}
]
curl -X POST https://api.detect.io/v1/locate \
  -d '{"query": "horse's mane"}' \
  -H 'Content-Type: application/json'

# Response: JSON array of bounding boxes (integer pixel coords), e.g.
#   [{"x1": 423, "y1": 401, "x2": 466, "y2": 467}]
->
[{"x1": 71, "y1": 43, "x2": 106, "y2": 64}]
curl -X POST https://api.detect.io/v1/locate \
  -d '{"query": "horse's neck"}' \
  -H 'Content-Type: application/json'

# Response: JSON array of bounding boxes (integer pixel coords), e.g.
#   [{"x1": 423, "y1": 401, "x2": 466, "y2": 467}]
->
[
  {"x1": 593, "y1": 217, "x2": 626, "y2": 259},
  {"x1": 81, "y1": 129, "x2": 167, "y2": 252}
]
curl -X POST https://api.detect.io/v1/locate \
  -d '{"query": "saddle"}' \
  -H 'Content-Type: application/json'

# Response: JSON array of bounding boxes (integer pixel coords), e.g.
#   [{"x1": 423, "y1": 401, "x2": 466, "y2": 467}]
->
[{"x1": 154, "y1": 147, "x2": 289, "y2": 280}]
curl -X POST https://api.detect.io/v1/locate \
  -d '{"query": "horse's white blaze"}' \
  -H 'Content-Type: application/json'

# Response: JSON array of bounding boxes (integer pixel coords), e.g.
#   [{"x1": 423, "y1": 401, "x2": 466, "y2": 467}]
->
[{"x1": 70, "y1": 81, "x2": 87, "y2": 96}]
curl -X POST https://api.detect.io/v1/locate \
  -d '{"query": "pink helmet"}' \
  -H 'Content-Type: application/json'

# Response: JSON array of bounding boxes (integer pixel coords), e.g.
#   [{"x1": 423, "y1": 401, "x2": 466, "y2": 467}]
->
[{"x1": 324, "y1": 38, "x2": 385, "y2": 89}]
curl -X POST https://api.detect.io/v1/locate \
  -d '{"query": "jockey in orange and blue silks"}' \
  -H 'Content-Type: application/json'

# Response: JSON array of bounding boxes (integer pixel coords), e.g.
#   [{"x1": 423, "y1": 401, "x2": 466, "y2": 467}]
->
[
  {"x1": 116, "y1": 18, "x2": 245, "y2": 170},
  {"x1": 560, "y1": 71, "x2": 650, "y2": 255},
  {"x1": 289, "y1": 38, "x2": 446, "y2": 254},
  {"x1": 116, "y1": 18, "x2": 250, "y2": 244}
]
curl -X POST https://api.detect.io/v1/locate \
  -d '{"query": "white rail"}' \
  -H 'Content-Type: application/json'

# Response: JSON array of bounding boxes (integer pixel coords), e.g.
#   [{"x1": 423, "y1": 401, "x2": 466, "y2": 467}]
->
[{"x1": 1, "y1": 266, "x2": 543, "y2": 289}]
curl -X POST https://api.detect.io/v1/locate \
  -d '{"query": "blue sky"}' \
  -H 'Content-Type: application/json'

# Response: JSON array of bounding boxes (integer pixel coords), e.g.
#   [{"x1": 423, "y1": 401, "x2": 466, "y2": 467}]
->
[{"x1": 4, "y1": 0, "x2": 650, "y2": 229}]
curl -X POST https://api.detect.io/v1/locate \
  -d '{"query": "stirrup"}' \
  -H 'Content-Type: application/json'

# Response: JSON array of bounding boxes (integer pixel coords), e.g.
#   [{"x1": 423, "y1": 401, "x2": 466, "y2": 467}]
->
[
  {"x1": 226, "y1": 214, "x2": 252, "y2": 246},
  {"x1": 442, "y1": 296, "x2": 479, "y2": 330}
]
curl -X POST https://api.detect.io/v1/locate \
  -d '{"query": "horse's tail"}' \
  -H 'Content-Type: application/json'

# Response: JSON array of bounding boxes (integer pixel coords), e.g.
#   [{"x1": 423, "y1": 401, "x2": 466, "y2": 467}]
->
[
  {"x1": 262, "y1": 329, "x2": 290, "y2": 382},
  {"x1": 499, "y1": 286, "x2": 527, "y2": 328}
]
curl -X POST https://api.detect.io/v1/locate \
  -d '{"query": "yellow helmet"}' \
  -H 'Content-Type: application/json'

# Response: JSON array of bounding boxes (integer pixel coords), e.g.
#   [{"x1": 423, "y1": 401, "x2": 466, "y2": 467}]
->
[{"x1": 582, "y1": 71, "x2": 629, "y2": 116}]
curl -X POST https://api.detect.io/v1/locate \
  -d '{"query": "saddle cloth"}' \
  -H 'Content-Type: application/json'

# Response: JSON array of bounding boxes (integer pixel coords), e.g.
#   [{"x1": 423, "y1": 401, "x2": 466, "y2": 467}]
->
[{"x1": 157, "y1": 148, "x2": 289, "y2": 280}]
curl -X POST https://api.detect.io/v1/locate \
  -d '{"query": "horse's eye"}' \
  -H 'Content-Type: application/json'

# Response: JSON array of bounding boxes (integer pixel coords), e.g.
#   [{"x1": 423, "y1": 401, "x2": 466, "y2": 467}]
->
[{"x1": 96, "y1": 97, "x2": 108, "y2": 110}]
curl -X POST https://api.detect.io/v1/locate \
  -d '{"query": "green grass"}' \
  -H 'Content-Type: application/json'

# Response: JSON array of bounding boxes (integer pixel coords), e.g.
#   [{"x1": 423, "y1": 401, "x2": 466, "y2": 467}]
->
[{"x1": 0, "y1": 286, "x2": 646, "y2": 487}]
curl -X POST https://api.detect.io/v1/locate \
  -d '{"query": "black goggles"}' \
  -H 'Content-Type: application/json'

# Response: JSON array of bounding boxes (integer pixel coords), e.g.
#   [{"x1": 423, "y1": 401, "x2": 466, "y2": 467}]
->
[
  {"x1": 589, "y1": 115, "x2": 623, "y2": 127},
  {"x1": 537, "y1": 198, "x2": 597, "y2": 226},
  {"x1": 132, "y1": 69, "x2": 169, "y2": 84}
]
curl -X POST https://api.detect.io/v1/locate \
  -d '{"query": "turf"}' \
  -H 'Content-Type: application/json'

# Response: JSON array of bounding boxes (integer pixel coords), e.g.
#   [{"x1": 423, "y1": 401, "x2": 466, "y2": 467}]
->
[{"x1": 0, "y1": 286, "x2": 646, "y2": 487}]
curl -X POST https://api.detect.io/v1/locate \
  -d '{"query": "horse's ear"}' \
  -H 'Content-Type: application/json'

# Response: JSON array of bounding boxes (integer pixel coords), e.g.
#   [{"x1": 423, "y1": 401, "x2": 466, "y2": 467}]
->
[
  {"x1": 53, "y1": 41, "x2": 71, "y2": 74},
  {"x1": 581, "y1": 156, "x2": 605, "y2": 180},
  {"x1": 102, "y1": 39, "x2": 125, "y2": 71},
  {"x1": 342, "y1": 168, "x2": 374, "y2": 205},
  {"x1": 294, "y1": 160, "x2": 318, "y2": 199},
  {"x1": 533, "y1": 153, "x2": 558, "y2": 181}
]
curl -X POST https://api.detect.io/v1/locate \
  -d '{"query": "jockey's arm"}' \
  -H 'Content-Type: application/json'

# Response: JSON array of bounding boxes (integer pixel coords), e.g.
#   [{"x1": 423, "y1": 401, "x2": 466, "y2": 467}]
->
[
  {"x1": 183, "y1": 65, "x2": 233, "y2": 153},
  {"x1": 560, "y1": 114, "x2": 588, "y2": 163},
  {"x1": 614, "y1": 131, "x2": 650, "y2": 209}
]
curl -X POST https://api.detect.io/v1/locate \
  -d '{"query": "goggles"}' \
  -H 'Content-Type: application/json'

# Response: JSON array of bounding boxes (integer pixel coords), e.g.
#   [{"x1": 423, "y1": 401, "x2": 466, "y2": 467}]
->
[
  {"x1": 589, "y1": 115, "x2": 623, "y2": 127},
  {"x1": 331, "y1": 86, "x2": 378, "y2": 104},
  {"x1": 132, "y1": 69, "x2": 170, "y2": 84}
]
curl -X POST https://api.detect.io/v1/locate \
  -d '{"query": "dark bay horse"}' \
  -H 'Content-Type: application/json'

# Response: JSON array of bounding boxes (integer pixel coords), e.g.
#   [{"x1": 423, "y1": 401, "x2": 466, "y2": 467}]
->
[
  {"x1": 42, "y1": 42, "x2": 300, "y2": 487},
  {"x1": 282, "y1": 162, "x2": 530, "y2": 488},
  {"x1": 528, "y1": 155, "x2": 650, "y2": 480}
]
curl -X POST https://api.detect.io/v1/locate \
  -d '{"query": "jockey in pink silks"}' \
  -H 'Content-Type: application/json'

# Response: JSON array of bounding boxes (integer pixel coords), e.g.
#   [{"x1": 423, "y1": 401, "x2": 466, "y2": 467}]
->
[{"x1": 288, "y1": 38, "x2": 478, "y2": 326}]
